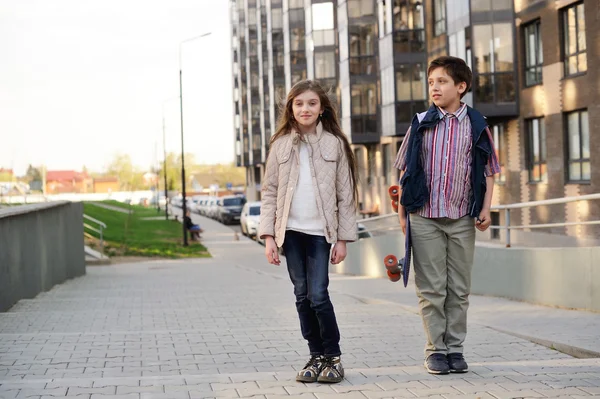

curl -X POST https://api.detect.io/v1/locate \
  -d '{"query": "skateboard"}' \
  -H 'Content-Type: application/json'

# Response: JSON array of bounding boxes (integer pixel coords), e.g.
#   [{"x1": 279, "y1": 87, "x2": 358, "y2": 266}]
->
[{"x1": 383, "y1": 185, "x2": 411, "y2": 287}]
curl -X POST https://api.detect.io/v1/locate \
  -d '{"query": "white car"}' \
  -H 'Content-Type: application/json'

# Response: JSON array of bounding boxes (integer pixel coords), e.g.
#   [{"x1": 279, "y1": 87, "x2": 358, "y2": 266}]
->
[{"x1": 240, "y1": 201, "x2": 261, "y2": 238}]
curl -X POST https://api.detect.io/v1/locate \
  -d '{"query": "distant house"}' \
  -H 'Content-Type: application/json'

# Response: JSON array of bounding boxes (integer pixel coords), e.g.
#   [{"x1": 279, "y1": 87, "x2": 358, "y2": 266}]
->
[
  {"x1": 46, "y1": 170, "x2": 92, "y2": 194},
  {"x1": 93, "y1": 177, "x2": 119, "y2": 193}
]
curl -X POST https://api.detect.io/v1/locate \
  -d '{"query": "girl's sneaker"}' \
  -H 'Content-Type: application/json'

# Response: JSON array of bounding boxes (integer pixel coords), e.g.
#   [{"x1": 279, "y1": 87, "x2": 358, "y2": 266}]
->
[
  {"x1": 317, "y1": 356, "x2": 344, "y2": 383},
  {"x1": 296, "y1": 355, "x2": 324, "y2": 382}
]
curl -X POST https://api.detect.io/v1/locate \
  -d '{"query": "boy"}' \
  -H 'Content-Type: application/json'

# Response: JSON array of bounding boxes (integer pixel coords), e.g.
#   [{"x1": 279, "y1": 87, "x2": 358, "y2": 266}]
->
[{"x1": 393, "y1": 56, "x2": 500, "y2": 375}]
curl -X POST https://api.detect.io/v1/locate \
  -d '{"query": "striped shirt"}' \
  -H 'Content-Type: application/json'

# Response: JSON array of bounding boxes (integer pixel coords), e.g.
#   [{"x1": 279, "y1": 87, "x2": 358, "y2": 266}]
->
[{"x1": 393, "y1": 103, "x2": 501, "y2": 219}]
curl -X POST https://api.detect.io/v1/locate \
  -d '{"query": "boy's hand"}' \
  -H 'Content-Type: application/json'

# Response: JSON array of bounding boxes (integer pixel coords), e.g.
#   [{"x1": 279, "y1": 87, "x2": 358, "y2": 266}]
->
[
  {"x1": 398, "y1": 207, "x2": 407, "y2": 235},
  {"x1": 476, "y1": 208, "x2": 492, "y2": 232},
  {"x1": 264, "y1": 236, "x2": 280, "y2": 266},
  {"x1": 331, "y1": 241, "x2": 347, "y2": 264}
]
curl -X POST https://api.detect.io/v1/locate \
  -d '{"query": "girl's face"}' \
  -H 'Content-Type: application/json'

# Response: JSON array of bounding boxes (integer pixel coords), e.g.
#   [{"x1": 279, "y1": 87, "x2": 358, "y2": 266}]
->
[{"x1": 292, "y1": 90, "x2": 323, "y2": 131}]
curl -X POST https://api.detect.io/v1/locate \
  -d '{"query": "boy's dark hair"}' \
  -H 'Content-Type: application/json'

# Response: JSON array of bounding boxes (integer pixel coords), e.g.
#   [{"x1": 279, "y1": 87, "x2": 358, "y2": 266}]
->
[{"x1": 427, "y1": 56, "x2": 472, "y2": 99}]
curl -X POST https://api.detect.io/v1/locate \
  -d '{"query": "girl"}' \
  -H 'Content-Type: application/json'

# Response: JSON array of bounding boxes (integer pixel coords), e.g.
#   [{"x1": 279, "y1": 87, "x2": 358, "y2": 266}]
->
[{"x1": 258, "y1": 80, "x2": 358, "y2": 383}]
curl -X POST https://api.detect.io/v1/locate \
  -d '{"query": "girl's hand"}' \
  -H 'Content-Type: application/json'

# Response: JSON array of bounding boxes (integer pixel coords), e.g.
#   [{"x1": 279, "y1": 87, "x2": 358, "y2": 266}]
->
[
  {"x1": 264, "y1": 236, "x2": 281, "y2": 266},
  {"x1": 330, "y1": 241, "x2": 347, "y2": 264}
]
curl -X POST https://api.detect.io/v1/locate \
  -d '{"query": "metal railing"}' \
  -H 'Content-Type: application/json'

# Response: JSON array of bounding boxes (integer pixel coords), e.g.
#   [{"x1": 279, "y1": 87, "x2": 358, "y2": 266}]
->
[
  {"x1": 490, "y1": 193, "x2": 600, "y2": 247},
  {"x1": 83, "y1": 214, "x2": 107, "y2": 256},
  {"x1": 357, "y1": 193, "x2": 600, "y2": 247}
]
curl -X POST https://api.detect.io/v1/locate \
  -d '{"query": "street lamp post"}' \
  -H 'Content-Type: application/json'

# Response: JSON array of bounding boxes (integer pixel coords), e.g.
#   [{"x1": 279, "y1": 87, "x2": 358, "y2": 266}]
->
[
  {"x1": 161, "y1": 97, "x2": 179, "y2": 221},
  {"x1": 179, "y1": 32, "x2": 211, "y2": 246}
]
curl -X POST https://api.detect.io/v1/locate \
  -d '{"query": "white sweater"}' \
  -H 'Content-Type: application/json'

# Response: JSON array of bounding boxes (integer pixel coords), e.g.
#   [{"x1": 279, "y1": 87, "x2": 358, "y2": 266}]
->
[{"x1": 286, "y1": 140, "x2": 325, "y2": 236}]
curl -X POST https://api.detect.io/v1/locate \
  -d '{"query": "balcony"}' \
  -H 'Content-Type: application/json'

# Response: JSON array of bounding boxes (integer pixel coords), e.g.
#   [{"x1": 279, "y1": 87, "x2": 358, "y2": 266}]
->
[
  {"x1": 393, "y1": 30, "x2": 425, "y2": 54},
  {"x1": 349, "y1": 56, "x2": 377, "y2": 76},
  {"x1": 350, "y1": 114, "x2": 379, "y2": 144},
  {"x1": 474, "y1": 72, "x2": 518, "y2": 117}
]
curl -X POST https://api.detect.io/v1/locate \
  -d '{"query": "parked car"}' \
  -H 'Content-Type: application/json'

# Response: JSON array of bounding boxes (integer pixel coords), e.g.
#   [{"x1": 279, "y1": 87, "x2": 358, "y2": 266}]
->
[
  {"x1": 240, "y1": 201, "x2": 261, "y2": 237},
  {"x1": 216, "y1": 195, "x2": 246, "y2": 224},
  {"x1": 207, "y1": 198, "x2": 220, "y2": 219}
]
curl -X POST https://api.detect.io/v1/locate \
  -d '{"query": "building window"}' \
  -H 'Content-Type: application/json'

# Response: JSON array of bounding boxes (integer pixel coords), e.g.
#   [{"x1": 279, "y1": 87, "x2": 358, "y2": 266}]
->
[
  {"x1": 473, "y1": 23, "x2": 515, "y2": 103},
  {"x1": 433, "y1": 0, "x2": 446, "y2": 36},
  {"x1": 352, "y1": 83, "x2": 377, "y2": 115},
  {"x1": 491, "y1": 124, "x2": 506, "y2": 183},
  {"x1": 393, "y1": 0, "x2": 424, "y2": 31},
  {"x1": 382, "y1": 143, "x2": 390, "y2": 184},
  {"x1": 395, "y1": 63, "x2": 426, "y2": 101},
  {"x1": 562, "y1": 2, "x2": 586, "y2": 76},
  {"x1": 315, "y1": 52, "x2": 336, "y2": 78},
  {"x1": 523, "y1": 20, "x2": 543, "y2": 86},
  {"x1": 349, "y1": 25, "x2": 377, "y2": 56},
  {"x1": 271, "y1": 8, "x2": 283, "y2": 30},
  {"x1": 288, "y1": 0, "x2": 303, "y2": 8},
  {"x1": 566, "y1": 110, "x2": 590, "y2": 182},
  {"x1": 348, "y1": 0, "x2": 375, "y2": 19},
  {"x1": 526, "y1": 118, "x2": 546, "y2": 183}
]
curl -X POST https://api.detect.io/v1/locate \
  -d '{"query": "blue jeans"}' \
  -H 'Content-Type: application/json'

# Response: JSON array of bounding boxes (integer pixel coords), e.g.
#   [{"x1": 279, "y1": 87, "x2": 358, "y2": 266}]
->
[{"x1": 283, "y1": 230, "x2": 341, "y2": 357}]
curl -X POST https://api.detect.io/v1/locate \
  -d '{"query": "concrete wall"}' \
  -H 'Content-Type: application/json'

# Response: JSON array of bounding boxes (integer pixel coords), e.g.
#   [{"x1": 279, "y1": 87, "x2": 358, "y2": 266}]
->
[
  {"x1": 334, "y1": 231, "x2": 600, "y2": 312},
  {"x1": 0, "y1": 201, "x2": 86, "y2": 312}
]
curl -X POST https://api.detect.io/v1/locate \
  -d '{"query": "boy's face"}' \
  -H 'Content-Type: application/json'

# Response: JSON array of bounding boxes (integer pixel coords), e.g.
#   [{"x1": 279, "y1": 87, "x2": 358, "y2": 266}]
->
[{"x1": 428, "y1": 67, "x2": 467, "y2": 109}]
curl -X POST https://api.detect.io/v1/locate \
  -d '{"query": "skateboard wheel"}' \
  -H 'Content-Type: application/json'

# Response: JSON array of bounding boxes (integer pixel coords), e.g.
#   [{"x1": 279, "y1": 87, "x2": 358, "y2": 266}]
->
[
  {"x1": 388, "y1": 185, "x2": 399, "y2": 199},
  {"x1": 384, "y1": 254, "x2": 398, "y2": 269},
  {"x1": 391, "y1": 199, "x2": 398, "y2": 213},
  {"x1": 387, "y1": 269, "x2": 401, "y2": 282}
]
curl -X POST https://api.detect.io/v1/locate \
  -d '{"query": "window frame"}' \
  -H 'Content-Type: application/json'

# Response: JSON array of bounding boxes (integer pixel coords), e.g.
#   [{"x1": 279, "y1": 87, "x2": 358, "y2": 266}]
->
[
  {"x1": 525, "y1": 117, "x2": 547, "y2": 183},
  {"x1": 523, "y1": 19, "x2": 543, "y2": 87},
  {"x1": 565, "y1": 109, "x2": 590, "y2": 183},
  {"x1": 561, "y1": 2, "x2": 587, "y2": 77},
  {"x1": 433, "y1": 0, "x2": 446, "y2": 37},
  {"x1": 491, "y1": 123, "x2": 507, "y2": 184}
]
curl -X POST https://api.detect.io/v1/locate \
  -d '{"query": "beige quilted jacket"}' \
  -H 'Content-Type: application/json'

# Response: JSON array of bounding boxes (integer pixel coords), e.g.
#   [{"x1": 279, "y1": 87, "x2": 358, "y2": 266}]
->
[{"x1": 258, "y1": 123, "x2": 357, "y2": 248}]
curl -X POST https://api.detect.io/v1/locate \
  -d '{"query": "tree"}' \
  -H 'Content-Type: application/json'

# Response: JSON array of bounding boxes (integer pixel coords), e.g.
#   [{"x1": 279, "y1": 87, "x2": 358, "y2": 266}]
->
[
  {"x1": 105, "y1": 153, "x2": 145, "y2": 191},
  {"x1": 25, "y1": 165, "x2": 42, "y2": 183}
]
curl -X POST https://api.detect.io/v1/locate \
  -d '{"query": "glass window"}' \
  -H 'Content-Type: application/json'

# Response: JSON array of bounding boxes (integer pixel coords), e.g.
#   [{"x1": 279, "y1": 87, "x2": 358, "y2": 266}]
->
[
  {"x1": 566, "y1": 110, "x2": 590, "y2": 181},
  {"x1": 492, "y1": 123, "x2": 507, "y2": 183},
  {"x1": 395, "y1": 63, "x2": 426, "y2": 101},
  {"x1": 271, "y1": 8, "x2": 283, "y2": 30},
  {"x1": 349, "y1": 25, "x2": 377, "y2": 56},
  {"x1": 473, "y1": 25, "x2": 493, "y2": 73},
  {"x1": 351, "y1": 83, "x2": 377, "y2": 115},
  {"x1": 471, "y1": 0, "x2": 490, "y2": 12},
  {"x1": 315, "y1": 52, "x2": 336, "y2": 78},
  {"x1": 289, "y1": 0, "x2": 303, "y2": 8},
  {"x1": 348, "y1": 0, "x2": 375, "y2": 19},
  {"x1": 433, "y1": 0, "x2": 446, "y2": 36},
  {"x1": 524, "y1": 20, "x2": 543, "y2": 86},
  {"x1": 289, "y1": 8, "x2": 304, "y2": 24},
  {"x1": 526, "y1": 118, "x2": 547, "y2": 183},
  {"x1": 312, "y1": 2, "x2": 334, "y2": 30},
  {"x1": 393, "y1": 0, "x2": 424, "y2": 30},
  {"x1": 313, "y1": 29, "x2": 336, "y2": 46},
  {"x1": 249, "y1": 205, "x2": 261, "y2": 216},
  {"x1": 493, "y1": 23, "x2": 513, "y2": 72},
  {"x1": 562, "y1": 2, "x2": 587, "y2": 76},
  {"x1": 290, "y1": 28, "x2": 305, "y2": 51}
]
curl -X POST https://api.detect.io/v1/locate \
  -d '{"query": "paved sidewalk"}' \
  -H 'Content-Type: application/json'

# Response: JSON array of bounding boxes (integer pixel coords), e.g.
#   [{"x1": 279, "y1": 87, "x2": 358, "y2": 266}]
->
[{"x1": 1, "y1": 213, "x2": 599, "y2": 398}]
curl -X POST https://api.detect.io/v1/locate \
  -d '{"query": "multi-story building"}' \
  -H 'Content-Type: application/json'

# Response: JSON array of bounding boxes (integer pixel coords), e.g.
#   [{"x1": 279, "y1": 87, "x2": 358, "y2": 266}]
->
[{"x1": 230, "y1": 0, "x2": 599, "y2": 238}]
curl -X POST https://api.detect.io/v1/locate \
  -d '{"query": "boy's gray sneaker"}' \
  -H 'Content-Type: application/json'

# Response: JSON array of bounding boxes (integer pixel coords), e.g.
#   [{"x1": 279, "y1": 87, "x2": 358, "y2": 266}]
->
[
  {"x1": 317, "y1": 356, "x2": 344, "y2": 383},
  {"x1": 448, "y1": 353, "x2": 468, "y2": 373},
  {"x1": 424, "y1": 353, "x2": 450, "y2": 375},
  {"x1": 296, "y1": 355, "x2": 324, "y2": 382}
]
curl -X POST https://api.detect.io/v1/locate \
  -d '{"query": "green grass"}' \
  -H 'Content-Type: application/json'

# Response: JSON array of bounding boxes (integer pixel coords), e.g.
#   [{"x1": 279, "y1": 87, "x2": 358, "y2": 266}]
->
[{"x1": 83, "y1": 200, "x2": 210, "y2": 259}]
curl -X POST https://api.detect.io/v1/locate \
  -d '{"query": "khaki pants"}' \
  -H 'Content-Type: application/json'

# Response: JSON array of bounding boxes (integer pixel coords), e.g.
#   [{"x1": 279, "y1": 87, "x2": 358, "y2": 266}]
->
[{"x1": 410, "y1": 214, "x2": 476, "y2": 358}]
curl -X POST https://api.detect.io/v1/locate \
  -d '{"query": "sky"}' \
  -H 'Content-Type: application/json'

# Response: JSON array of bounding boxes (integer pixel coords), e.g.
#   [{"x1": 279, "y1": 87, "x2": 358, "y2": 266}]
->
[{"x1": 0, "y1": 0, "x2": 234, "y2": 175}]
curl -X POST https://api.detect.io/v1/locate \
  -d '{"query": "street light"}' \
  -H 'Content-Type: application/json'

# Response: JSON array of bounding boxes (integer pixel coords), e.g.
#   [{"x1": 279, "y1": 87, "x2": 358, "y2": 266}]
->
[
  {"x1": 161, "y1": 96, "x2": 180, "y2": 221},
  {"x1": 179, "y1": 31, "x2": 211, "y2": 246}
]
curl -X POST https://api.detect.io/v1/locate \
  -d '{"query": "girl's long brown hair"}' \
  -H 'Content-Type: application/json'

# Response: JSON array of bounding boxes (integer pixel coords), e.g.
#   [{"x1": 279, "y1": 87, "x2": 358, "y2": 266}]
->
[{"x1": 270, "y1": 79, "x2": 358, "y2": 203}]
